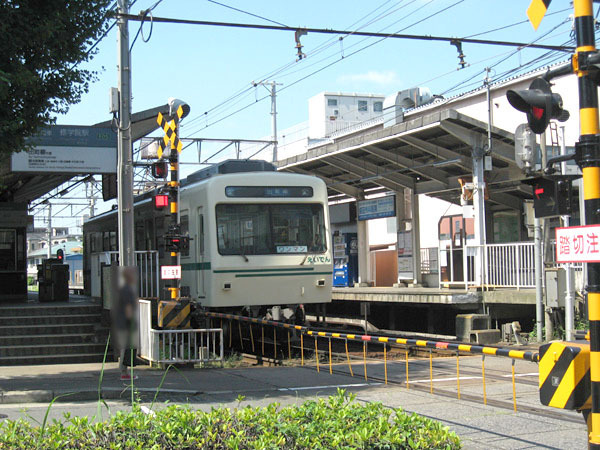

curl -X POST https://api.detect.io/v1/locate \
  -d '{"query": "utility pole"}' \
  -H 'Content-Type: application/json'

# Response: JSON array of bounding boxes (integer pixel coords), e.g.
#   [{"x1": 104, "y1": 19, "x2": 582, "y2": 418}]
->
[
  {"x1": 560, "y1": 125, "x2": 575, "y2": 341},
  {"x1": 116, "y1": 0, "x2": 135, "y2": 268},
  {"x1": 47, "y1": 203, "x2": 52, "y2": 259},
  {"x1": 485, "y1": 67, "x2": 493, "y2": 155},
  {"x1": 253, "y1": 81, "x2": 281, "y2": 162},
  {"x1": 270, "y1": 81, "x2": 278, "y2": 162}
]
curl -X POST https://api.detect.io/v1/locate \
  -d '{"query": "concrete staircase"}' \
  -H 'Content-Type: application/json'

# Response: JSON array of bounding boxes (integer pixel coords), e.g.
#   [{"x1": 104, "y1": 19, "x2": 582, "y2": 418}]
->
[{"x1": 0, "y1": 302, "x2": 112, "y2": 365}]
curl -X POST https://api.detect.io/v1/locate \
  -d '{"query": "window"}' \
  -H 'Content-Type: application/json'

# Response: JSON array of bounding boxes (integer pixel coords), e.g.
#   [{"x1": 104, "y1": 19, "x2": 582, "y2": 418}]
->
[
  {"x1": 327, "y1": 98, "x2": 338, "y2": 107},
  {"x1": 374, "y1": 101, "x2": 383, "y2": 112},
  {"x1": 216, "y1": 203, "x2": 326, "y2": 255},
  {"x1": 0, "y1": 230, "x2": 16, "y2": 271},
  {"x1": 180, "y1": 212, "x2": 189, "y2": 257},
  {"x1": 358, "y1": 100, "x2": 368, "y2": 112},
  {"x1": 198, "y1": 213, "x2": 205, "y2": 255}
]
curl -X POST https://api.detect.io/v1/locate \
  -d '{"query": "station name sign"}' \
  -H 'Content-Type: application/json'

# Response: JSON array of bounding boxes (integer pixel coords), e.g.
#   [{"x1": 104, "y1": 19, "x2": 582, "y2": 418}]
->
[
  {"x1": 358, "y1": 195, "x2": 396, "y2": 221},
  {"x1": 12, "y1": 125, "x2": 117, "y2": 174},
  {"x1": 556, "y1": 225, "x2": 600, "y2": 263}
]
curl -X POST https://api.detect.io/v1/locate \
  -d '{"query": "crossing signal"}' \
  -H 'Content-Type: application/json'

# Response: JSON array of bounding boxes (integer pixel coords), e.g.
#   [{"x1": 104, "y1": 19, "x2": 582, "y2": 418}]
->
[
  {"x1": 524, "y1": 175, "x2": 575, "y2": 218},
  {"x1": 506, "y1": 78, "x2": 569, "y2": 134},
  {"x1": 154, "y1": 194, "x2": 169, "y2": 209},
  {"x1": 151, "y1": 161, "x2": 168, "y2": 179},
  {"x1": 56, "y1": 249, "x2": 64, "y2": 262},
  {"x1": 165, "y1": 234, "x2": 189, "y2": 253}
]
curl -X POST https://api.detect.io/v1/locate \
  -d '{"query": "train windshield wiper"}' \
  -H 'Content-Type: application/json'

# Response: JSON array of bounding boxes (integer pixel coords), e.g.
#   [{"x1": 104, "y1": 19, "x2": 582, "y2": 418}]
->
[{"x1": 240, "y1": 251, "x2": 249, "y2": 262}]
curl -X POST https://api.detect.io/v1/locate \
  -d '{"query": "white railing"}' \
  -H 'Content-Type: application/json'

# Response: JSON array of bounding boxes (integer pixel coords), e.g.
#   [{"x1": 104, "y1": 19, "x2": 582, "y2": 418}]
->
[
  {"x1": 483, "y1": 242, "x2": 536, "y2": 289},
  {"x1": 152, "y1": 328, "x2": 224, "y2": 364},
  {"x1": 138, "y1": 299, "x2": 224, "y2": 365},
  {"x1": 107, "y1": 251, "x2": 160, "y2": 298}
]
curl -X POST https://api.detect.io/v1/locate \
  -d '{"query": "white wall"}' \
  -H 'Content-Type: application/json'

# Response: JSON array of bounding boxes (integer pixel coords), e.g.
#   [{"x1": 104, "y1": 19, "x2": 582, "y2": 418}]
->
[{"x1": 309, "y1": 92, "x2": 385, "y2": 139}]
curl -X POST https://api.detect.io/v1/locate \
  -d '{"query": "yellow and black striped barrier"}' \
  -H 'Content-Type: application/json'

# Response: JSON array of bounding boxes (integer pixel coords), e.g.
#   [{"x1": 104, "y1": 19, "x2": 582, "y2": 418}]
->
[
  {"x1": 538, "y1": 341, "x2": 590, "y2": 410},
  {"x1": 197, "y1": 311, "x2": 540, "y2": 362},
  {"x1": 158, "y1": 300, "x2": 191, "y2": 329}
]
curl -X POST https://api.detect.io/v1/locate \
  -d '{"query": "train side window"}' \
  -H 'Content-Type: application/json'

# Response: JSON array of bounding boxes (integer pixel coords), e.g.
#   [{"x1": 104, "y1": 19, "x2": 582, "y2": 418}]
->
[
  {"x1": 109, "y1": 231, "x2": 117, "y2": 251},
  {"x1": 103, "y1": 232, "x2": 110, "y2": 251},
  {"x1": 180, "y1": 211, "x2": 189, "y2": 257},
  {"x1": 198, "y1": 212, "x2": 204, "y2": 255}
]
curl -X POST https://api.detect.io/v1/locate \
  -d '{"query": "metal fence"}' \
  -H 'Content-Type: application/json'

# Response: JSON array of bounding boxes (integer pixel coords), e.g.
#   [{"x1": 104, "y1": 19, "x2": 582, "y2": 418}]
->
[
  {"x1": 107, "y1": 250, "x2": 160, "y2": 298},
  {"x1": 483, "y1": 242, "x2": 536, "y2": 289},
  {"x1": 138, "y1": 299, "x2": 223, "y2": 365}
]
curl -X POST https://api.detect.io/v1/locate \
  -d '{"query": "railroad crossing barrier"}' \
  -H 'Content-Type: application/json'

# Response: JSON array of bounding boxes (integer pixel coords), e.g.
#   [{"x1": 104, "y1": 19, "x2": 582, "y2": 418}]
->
[{"x1": 198, "y1": 310, "x2": 544, "y2": 413}]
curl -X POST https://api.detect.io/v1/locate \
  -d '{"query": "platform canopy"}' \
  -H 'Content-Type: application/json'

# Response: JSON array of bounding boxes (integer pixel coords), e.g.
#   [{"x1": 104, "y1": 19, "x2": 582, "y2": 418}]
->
[{"x1": 276, "y1": 109, "x2": 528, "y2": 211}]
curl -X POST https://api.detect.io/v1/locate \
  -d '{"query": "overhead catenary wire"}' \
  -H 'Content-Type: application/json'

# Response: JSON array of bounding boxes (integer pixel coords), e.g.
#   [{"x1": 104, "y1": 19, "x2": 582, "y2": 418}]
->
[
  {"x1": 112, "y1": 13, "x2": 574, "y2": 52},
  {"x1": 183, "y1": 0, "x2": 415, "y2": 129},
  {"x1": 183, "y1": 0, "x2": 467, "y2": 135}
]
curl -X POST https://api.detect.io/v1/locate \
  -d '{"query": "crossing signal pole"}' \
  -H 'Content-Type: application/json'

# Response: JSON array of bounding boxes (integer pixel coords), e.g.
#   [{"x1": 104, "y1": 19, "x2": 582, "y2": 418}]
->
[
  {"x1": 516, "y1": 1, "x2": 600, "y2": 446},
  {"x1": 572, "y1": 3, "x2": 600, "y2": 446}
]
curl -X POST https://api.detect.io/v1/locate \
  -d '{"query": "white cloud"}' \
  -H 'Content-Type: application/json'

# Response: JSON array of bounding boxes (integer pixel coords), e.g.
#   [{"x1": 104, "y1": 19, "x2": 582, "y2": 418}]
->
[{"x1": 337, "y1": 70, "x2": 401, "y2": 86}]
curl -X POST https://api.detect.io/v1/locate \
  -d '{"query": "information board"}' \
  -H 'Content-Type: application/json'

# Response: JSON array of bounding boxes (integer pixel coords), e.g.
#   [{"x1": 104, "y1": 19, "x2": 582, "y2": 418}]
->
[
  {"x1": 358, "y1": 195, "x2": 396, "y2": 221},
  {"x1": 12, "y1": 125, "x2": 117, "y2": 174}
]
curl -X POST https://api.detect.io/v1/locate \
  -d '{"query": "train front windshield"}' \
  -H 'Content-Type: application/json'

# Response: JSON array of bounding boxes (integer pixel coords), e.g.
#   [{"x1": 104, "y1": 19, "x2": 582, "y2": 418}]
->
[{"x1": 216, "y1": 204, "x2": 326, "y2": 255}]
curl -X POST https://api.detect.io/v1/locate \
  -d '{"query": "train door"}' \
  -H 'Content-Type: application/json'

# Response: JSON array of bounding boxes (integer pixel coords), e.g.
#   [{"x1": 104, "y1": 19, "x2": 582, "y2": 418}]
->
[
  {"x1": 196, "y1": 207, "x2": 206, "y2": 299},
  {"x1": 438, "y1": 214, "x2": 465, "y2": 284}
]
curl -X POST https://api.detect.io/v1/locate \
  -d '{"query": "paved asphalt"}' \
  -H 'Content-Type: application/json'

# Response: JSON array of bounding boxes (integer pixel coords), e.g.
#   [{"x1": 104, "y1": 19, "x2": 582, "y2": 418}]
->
[{"x1": 0, "y1": 356, "x2": 588, "y2": 449}]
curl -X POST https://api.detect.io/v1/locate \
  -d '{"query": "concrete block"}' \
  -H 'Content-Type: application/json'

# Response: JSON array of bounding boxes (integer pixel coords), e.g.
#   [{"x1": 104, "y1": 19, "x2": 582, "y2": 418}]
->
[{"x1": 471, "y1": 329, "x2": 501, "y2": 345}]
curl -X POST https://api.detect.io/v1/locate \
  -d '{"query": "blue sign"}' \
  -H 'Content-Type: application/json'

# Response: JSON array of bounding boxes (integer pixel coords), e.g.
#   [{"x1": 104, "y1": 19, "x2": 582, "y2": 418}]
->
[{"x1": 358, "y1": 195, "x2": 396, "y2": 221}]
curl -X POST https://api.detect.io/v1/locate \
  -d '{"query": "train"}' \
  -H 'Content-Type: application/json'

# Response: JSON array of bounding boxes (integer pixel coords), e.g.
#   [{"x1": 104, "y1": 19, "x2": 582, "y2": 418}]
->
[{"x1": 83, "y1": 160, "x2": 333, "y2": 323}]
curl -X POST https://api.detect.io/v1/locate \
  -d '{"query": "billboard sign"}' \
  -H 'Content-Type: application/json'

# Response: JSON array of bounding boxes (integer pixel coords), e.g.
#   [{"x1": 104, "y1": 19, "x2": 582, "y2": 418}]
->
[
  {"x1": 358, "y1": 195, "x2": 396, "y2": 221},
  {"x1": 12, "y1": 125, "x2": 117, "y2": 174},
  {"x1": 161, "y1": 265, "x2": 181, "y2": 280}
]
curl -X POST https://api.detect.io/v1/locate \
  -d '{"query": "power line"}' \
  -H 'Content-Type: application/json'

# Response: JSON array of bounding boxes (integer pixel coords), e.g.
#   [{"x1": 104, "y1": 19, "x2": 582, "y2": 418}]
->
[
  {"x1": 111, "y1": 13, "x2": 574, "y2": 52},
  {"x1": 207, "y1": 0, "x2": 288, "y2": 27}
]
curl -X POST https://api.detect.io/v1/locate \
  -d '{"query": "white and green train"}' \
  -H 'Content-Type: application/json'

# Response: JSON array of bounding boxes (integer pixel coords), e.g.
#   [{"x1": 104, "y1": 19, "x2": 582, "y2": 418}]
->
[{"x1": 83, "y1": 160, "x2": 332, "y2": 321}]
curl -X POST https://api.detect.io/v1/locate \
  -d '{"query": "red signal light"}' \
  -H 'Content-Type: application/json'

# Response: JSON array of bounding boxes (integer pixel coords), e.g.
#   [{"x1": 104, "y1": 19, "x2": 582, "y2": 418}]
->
[
  {"x1": 154, "y1": 194, "x2": 169, "y2": 208},
  {"x1": 532, "y1": 107, "x2": 544, "y2": 120},
  {"x1": 534, "y1": 187, "x2": 544, "y2": 198}
]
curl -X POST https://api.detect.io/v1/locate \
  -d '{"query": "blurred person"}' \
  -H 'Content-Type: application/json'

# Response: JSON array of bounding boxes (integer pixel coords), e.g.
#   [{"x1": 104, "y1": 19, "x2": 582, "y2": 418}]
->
[{"x1": 111, "y1": 266, "x2": 139, "y2": 381}]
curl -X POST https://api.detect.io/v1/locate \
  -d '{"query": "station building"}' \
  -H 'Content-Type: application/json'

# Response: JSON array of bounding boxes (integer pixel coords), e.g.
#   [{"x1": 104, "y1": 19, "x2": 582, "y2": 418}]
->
[{"x1": 275, "y1": 61, "x2": 583, "y2": 336}]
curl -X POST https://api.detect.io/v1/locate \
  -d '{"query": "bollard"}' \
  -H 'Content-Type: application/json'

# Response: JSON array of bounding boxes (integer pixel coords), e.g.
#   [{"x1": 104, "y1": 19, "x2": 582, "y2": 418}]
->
[
  {"x1": 288, "y1": 331, "x2": 291, "y2": 360},
  {"x1": 511, "y1": 359, "x2": 517, "y2": 412},
  {"x1": 429, "y1": 349, "x2": 433, "y2": 394},
  {"x1": 229, "y1": 320, "x2": 232, "y2": 347},
  {"x1": 482, "y1": 355, "x2": 487, "y2": 405},
  {"x1": 405, "y1": 348, "x2": 410, "y2": 389},
  {"x1": 345, "y1": 339, "x2": 354, "y2": 377},
  {"x1": 274, "y1": 328, "x2": 277, "y2": 359},
  {"x1": 238, "y1": 321, "x2": 244, "y2": 350},
  {"x1": 261, "y1": 326, "x2": 265, "y2": 356},
  {"x1": 384, "y1": 344, "x2": 388, "y2": 385},
  {"x1": 315, "y1": 336, "x2": 320, "y2": 372},
  {"x1": 328, "y1": 338, "x2": 333, "y2": 375},
  {"x1": 301, "y1": 333, "x2": 304, "y2": 366},
  {"x1": 456, "y1": 351, "x2": 461, "y2": 400},
  {"x1": 249, "y1": 324, "x2": 255, "y2": 353},
  {"x1": 363, "y1": 342, "x2": 368, "y2": 381}
]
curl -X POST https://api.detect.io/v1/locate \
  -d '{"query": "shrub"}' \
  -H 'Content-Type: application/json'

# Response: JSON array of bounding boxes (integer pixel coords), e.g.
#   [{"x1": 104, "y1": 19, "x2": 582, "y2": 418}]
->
[{"x1": 0, "y1": 390, "x2": 460, "y2": 449}]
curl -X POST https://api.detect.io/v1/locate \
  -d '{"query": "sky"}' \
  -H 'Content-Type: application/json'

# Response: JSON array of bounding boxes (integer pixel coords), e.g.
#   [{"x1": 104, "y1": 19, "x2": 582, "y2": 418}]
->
[{"x1": 45, "y1": 0, "x2": 579, "y2": 230}]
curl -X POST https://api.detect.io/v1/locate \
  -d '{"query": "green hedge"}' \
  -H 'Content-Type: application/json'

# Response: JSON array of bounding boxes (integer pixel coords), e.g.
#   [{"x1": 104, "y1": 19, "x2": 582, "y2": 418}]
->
[{"x1": 0, "y1": 390, "x2": 460, "y2": 449}]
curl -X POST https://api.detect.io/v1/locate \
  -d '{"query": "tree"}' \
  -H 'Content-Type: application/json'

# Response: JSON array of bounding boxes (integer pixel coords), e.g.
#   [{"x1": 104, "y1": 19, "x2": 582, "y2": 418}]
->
[{"x1": 0, "y1": 0, "x2": 112, "y2": 157}]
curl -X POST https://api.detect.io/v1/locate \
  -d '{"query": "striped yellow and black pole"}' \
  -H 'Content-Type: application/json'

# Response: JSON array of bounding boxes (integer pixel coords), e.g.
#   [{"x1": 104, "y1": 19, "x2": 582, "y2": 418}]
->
[{"x1": 573, "y1": 1, "x2": 600, "y2": 447}]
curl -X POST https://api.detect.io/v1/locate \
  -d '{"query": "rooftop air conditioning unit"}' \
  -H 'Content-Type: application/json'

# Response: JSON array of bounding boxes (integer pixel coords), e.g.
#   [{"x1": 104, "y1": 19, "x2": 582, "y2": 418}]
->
[{"x1": 383, "y1": 87, "x2": 433, "y2": 128}]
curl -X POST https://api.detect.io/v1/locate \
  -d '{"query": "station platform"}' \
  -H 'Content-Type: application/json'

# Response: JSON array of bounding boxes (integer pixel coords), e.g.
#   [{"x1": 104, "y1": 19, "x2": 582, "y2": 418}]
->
[{"x1": 332, "y1": 286, "x2": 536, "y2": 306}]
